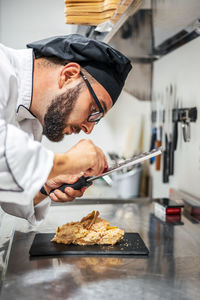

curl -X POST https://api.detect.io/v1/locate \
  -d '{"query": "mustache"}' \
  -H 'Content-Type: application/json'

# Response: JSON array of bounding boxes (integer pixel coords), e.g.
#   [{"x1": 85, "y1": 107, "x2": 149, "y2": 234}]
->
[{"x1": 72, "y1": 125, "x2": 81, "y2": 134}]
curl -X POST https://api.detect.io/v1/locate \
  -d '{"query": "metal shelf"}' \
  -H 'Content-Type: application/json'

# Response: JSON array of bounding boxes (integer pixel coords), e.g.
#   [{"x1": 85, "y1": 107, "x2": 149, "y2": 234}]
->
[
  {"x1": 76, "y1": 0, "x2": 143, "y2": 42},
  {"x1": 76, "y1": 0, "x2": 200, "y2": 101}
]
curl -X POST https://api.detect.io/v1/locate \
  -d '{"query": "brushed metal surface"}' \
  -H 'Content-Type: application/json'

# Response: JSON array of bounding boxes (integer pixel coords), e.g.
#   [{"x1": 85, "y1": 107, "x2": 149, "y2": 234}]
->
[{"x1": 0, "y1": 200, "x2": 200, "y2": 300}]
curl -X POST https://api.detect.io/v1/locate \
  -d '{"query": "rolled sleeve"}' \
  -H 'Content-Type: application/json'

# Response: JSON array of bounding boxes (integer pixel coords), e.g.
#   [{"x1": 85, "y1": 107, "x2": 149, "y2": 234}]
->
[{"x1": 1, "y1": 197, "x2": 51, "y2": 226}]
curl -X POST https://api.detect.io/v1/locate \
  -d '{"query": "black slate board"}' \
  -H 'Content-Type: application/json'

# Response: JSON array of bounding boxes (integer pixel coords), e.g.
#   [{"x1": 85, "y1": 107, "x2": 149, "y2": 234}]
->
[{"x1": 29, "y1": 233, "x2": 149, "y2": 256}]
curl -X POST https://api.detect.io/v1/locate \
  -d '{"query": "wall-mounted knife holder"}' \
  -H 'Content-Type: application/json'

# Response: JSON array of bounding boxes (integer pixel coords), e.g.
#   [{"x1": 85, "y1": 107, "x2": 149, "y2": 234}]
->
[{"x1": 172, "y1": 107, "x2": 197, "y2": 142}]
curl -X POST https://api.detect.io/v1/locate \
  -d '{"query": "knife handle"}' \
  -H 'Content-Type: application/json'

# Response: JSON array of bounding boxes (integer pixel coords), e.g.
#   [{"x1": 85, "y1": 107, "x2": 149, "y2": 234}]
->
[
  {"x1": 173, "y1": 121, "x2": 178, "y2": 151},
  {"x1": 150, "y1": 127, "x2": 157, "y2": 164},
  {"x1": 50, "y1": 176, "x2": 91, "y2": 194},
  {"x1": 169, "y1": 141, "x2": 174, "y2": 176},
  {"x1": 163, "y1": 135, "x2": 169, "y2": 183},
  {"x1": 155, "y1": 140, "x2": 161, "y2": 171},
  {"x1": 163, "y1": 150, "x2": 169, "y2": 183}
]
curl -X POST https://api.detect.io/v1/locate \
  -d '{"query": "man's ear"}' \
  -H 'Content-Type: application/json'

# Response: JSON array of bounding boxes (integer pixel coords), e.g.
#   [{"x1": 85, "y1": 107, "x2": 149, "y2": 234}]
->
[{"x1": 58, "y1": 62, "x2": 81, "y2": 88}]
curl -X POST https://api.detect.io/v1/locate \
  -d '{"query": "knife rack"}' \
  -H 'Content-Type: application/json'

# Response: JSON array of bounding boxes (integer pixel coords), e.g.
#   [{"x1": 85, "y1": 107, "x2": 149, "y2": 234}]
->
[{"x1": 172, "y1": 107, "x2": 198, "y2": 142}]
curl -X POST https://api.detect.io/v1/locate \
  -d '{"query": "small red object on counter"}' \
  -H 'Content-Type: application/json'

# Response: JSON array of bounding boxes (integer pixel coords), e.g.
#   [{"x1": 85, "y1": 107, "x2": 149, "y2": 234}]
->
[
  {"x1": 154, "y1": 198, "x2": 184, "y2": 216},
  {"x1": 166, "y1": 207, "x2": 181, "y2": 214}
]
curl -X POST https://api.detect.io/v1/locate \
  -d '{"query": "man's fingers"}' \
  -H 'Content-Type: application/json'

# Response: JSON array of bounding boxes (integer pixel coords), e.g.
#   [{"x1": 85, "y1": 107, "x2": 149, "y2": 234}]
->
[
  {"x1": 49, "y1": 193, "x2": 59, "y2": 202},
  {"x1": 54, "y1": 175, "x2": 80, "y2": 185},
  {"x1": 54, "y1": 189, "x2": 72, "y2": 201},
  {"x1": 49, "y1": 186, "x2": 84, "y2": 203},
  {"x1": 61, "y1": 175, "x2": 80, "y2": 184},
  {"x1": 50, "y1": 190, "x2": 75, "y2": 202},
  {"x1": 96, "y1": 147, "x2": 108, "y2": 175},
  {"x1": 84, "y1": 154, "x2": 107, "y2": 176},
  {"x1": 64, "y1": 187, "x2": 84, "y2": 198},
  {"x1": 45, "y1": 174, "x2": 83, "y2": 195}
]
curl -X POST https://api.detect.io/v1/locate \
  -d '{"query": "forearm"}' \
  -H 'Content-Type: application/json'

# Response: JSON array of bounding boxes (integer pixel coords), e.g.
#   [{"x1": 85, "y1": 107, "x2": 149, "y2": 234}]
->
[
  {"x1": 34, "y1": 191, "x2": 47, "y2": 206},
  {"x1": 38, "y1": 153, "x2": 77, "y2": 201},
  {"x1": 48, "y1": 152, "x2": 83, "y2": 179},
  {"x1": 48, "y1": 153, "x2": 70, "y2": 179}
]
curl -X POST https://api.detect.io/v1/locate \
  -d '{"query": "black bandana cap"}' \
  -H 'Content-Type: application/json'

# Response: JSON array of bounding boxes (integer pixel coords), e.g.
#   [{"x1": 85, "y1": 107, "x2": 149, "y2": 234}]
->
[{"x1": 27, "y1": 34, "x2": 132, "y2": 105}]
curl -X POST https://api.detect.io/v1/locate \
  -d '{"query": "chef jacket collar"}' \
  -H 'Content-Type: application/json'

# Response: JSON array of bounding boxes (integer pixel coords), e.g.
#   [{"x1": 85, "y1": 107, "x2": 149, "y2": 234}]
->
[{"x1": 16, "y1": 49, "x2": 36, "y2": 122}]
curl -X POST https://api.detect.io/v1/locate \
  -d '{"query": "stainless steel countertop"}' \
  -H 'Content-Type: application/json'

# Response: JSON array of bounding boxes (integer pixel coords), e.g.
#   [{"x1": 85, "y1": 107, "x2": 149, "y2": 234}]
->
[{"x1": 0, "y1": 198, "x2": 200, "y2": 300}]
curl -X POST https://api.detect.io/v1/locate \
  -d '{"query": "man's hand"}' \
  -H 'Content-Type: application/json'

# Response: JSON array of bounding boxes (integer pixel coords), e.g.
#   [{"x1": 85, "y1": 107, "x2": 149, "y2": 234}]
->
[
  {"x1": 65, "y1": 139, "x2": 108, "y2": 176},
  {"x1": 44, "y1": 174, "x2": 87, "y2": 203},
  {"x1": 49, "y1": 139, "x2": 108, "y2": 179}
]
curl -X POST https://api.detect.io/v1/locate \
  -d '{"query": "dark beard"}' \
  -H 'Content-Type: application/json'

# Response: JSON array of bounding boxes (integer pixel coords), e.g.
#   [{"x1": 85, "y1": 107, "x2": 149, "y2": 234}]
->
[{"x1": 43, "y1": 83, "x2": 82, "y2": 142}]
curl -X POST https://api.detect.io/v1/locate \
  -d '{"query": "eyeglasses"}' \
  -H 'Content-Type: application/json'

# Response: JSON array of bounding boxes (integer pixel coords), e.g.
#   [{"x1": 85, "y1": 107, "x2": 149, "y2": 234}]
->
[{"x1": 80, "y1": 70, "x2": 104, "y2": 124}]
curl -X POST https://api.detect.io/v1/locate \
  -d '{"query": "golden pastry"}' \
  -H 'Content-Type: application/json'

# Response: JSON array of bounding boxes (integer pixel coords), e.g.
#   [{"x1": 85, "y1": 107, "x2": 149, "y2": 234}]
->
[{"x1": 51, "y1": 210, "x2": 124, "y2": 246}]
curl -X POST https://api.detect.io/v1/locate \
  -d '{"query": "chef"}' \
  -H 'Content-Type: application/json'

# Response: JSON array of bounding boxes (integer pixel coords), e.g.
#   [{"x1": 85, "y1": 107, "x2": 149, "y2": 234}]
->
[{"x1": 0, "y1": 34, "x2": 132, "y2": 225}]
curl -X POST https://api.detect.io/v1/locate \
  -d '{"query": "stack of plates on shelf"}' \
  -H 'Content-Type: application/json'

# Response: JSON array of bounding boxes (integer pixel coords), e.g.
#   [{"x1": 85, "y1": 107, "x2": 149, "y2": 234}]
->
[{"x1": 64, "y1": 0, "x2": 121, "y2": 26}]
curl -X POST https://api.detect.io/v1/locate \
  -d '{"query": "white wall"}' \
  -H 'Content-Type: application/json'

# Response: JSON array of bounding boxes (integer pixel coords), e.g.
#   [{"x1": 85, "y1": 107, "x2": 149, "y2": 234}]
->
[
  {"x1": 0, "y1": 0, "x2": 77, "y2": 47},
  {"x1": 151, "y1": 37, "x2": 200, "y2": 199},
  {"x1": 0, "y1": 0, "x2": 2, "y2": 41}
]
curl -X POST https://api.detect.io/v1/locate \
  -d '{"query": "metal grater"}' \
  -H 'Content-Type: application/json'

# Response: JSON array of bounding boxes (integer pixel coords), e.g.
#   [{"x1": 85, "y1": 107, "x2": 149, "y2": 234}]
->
[
  {"x1": 50, "y1": 147, "x2": 163, "y2": 193},
  {"x1": 87, "y1": 147, "x2": 163, "y2": 183}
]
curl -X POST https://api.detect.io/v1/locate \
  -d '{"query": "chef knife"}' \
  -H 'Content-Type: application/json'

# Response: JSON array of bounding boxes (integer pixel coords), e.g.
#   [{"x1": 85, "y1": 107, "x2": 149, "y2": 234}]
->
[
  {"x1": 50, "y1": 147, "x2": 163, "y2": 193},
  {"x1": 150, "y1": 93, "x2": 157, "y2": 164},
  {"x1": 163, "y1": 86, "x2": 170, "y2": 183}
]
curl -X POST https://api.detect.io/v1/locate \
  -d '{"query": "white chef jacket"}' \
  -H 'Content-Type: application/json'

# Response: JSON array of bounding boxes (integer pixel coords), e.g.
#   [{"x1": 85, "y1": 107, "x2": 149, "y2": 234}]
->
[{"x1": 0, "y1": 43, "x2": 54, "y2": 225}]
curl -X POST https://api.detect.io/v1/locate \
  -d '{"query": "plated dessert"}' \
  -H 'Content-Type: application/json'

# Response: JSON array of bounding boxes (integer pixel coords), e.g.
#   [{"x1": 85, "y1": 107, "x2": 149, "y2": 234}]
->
[{"x1": 51, "y1": 210, "x2": 124, "y2": 246}]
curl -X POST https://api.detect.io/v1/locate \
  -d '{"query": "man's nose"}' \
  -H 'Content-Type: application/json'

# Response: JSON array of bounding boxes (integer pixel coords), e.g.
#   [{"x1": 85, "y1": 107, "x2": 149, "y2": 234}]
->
[{"x1": 81, "y1": 122, "x2": 95, "y2": 134}]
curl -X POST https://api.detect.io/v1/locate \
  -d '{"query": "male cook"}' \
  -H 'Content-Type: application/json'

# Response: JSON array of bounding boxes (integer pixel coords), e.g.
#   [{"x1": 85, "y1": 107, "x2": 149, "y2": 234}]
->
[{"x1": 0, "y1": 34, "x2": 132, "y2": 224}]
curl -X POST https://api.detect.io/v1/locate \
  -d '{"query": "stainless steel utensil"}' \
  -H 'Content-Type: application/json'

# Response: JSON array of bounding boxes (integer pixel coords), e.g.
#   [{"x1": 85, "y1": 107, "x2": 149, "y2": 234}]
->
[{"x1": 50, "y1": 147, "x2": 163, "y2": 193}]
